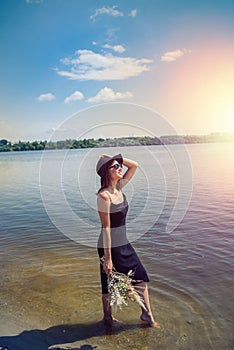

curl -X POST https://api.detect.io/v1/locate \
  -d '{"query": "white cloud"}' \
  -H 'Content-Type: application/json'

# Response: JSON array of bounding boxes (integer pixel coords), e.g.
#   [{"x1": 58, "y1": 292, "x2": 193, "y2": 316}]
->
[
  {"x1": 64, "y1": 91, "x2": 84, "y2": 104},
  {"x1": 57, "y1": 49, "x2": 153, "y2": 81},
  {"x1": 106, "y1": 28, "x2": 119, "y2": 42},
  {"x1": 103, "y1": 44, "x2": 125, "y2": 53},
  {"x1": 37, "y1": 93, "x2": 55, "y2": 102},
  {"x1": 90, "y1": 6, "x2": 123, "y2": 20},
  {"x1": 26, "y1": 0, "x2": 43, "y2": 3},
  {"x1": 161, "y1": 49, "x2": 191, "y2": 62},
  {"x1": 129, "y1": 9, "x2": 137, "y2": 18},
  {"x1": 87, "y1": 87, "x2": 133, "y2": 103}
]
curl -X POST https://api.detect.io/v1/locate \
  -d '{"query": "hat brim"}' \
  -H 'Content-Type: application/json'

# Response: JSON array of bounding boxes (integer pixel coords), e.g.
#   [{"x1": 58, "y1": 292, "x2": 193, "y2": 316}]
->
[{"x1": 96, "y1": 153, "x2": 123, "y2": 176}]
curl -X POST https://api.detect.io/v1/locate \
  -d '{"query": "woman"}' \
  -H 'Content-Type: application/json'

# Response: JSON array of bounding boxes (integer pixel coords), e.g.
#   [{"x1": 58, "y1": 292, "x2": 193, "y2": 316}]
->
[{"x1": 96, "y1": 153, "x2": 159, "y2": 327}]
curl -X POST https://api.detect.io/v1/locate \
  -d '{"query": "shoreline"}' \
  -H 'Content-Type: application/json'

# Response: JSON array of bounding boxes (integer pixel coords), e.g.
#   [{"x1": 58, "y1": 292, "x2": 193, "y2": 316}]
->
[
  {"x1": 0, "y1": 244, "x2": 232, "y2": 350},
  {"x1": 1, "y1": 133, "x2": 234, "y2": 153}
]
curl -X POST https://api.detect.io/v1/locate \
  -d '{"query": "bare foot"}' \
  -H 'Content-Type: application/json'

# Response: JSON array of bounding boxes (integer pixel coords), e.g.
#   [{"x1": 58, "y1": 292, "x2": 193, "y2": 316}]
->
[
  {"x1": 103, "y1": 316, "x2": 122, "y2": 326},
  {"x1": 140, "y1": 313, "x2": 160, "y2": 328}
]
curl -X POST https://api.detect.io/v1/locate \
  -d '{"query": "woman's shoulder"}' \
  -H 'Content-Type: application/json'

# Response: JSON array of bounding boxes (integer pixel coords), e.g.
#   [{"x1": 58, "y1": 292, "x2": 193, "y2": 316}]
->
[{"x1": 97, "y1": 189, "x2": 111, "y2": 202}]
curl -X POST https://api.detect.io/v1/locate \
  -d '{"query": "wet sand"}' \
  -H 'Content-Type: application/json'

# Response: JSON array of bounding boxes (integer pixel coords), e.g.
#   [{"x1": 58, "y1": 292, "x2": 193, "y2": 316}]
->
[
  {"x1": 0, "y1": 243, "x2": 162, "y2": 350},
  {"x1": 1, "y1": 240, "x2": 232, "y2": 350}
]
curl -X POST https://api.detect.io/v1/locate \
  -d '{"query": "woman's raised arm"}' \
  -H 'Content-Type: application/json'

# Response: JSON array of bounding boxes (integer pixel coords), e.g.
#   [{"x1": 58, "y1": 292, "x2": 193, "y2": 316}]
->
[{"x1": 120, "y1": 157, "x2": 138, "y2": 188}]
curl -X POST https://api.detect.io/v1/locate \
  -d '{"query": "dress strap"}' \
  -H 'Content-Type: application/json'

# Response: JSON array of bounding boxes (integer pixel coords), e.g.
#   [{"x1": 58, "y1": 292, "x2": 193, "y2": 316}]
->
[{"x1": 104, "y1": 191, "x2": 112, "y2": 203}]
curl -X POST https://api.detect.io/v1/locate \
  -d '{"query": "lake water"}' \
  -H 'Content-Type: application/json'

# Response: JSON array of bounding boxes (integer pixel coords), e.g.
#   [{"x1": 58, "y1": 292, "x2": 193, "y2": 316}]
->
[{"x1": 0, "y1": 143, "x2": 233, "y2": 350}]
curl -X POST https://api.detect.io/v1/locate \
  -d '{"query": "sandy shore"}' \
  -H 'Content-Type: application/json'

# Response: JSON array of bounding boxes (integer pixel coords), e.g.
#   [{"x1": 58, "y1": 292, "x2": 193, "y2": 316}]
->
[
  {"x1": 0, "y1": 244, "x2": 233, "y2": 349},
  {"x1": 0, "y1": 301, "x2": 164, "y2": 350},
  {"x1": 0, "y1": 247, "x2": 164, "y2": 350}
]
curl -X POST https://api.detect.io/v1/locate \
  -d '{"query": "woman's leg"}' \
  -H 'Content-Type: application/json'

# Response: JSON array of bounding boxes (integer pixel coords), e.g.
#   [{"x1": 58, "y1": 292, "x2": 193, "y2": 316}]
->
[
  {"x1": 99, "y1": 263, "x2": 114, "y2": 323},
  {"x1": 102, "y1": 294, "x2": 112, "y2": 320},
  {"x1": 135, "y1": 281, "x2": 160, "y2": 328},
  {"x1": 102, "y1": 294, "x2": 120, "y2": 325}
]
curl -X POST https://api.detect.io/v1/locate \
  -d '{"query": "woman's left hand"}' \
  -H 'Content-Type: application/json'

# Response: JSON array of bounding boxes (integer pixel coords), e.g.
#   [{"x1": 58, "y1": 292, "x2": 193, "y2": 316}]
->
[{"x1": 104, "y1": 258, "x2": 113, "y2": 276}]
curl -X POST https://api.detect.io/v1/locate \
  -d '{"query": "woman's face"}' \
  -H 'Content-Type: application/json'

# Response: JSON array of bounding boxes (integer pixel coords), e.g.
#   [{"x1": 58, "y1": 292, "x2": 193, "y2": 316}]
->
[{"x1": 108, "y1": 160, "x2": 123, "y2": 180}]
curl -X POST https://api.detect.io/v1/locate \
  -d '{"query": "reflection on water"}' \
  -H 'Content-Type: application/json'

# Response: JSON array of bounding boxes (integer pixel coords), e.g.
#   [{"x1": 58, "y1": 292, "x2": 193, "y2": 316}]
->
[{"x1": 0, "y1": 143, "x2": 234, "y2": 349}]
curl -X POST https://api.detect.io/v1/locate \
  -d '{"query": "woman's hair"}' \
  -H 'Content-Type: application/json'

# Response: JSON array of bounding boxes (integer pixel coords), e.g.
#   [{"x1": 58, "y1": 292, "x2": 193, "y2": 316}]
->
[
  {"x1": 97, "y1": 168, "x2": 111, "y2": 194},
  {"x1": 97, "y1": 160, "x2": 120, "y2": 194}
]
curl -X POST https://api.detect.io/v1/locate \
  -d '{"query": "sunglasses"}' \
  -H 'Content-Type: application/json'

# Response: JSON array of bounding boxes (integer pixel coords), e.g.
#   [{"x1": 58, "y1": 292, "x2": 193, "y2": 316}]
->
[{"x1": 109, "y1": 163, "x2": 123, "y2": 170}]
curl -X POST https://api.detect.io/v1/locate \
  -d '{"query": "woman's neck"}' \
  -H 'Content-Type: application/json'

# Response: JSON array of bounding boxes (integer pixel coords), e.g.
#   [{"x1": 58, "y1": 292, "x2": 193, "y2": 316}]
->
[{"x1": 107, "y1": 180, "x2": 119, "y2": 192}]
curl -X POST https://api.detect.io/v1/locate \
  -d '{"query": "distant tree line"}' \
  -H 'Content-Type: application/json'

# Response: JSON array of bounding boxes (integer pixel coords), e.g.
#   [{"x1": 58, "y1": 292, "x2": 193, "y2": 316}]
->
[
  {"x1": 0, "y1": 139, "x2": 47, "y2": 152},
  {"x1": 0, "y1": 136, "x2": 162, "y2": 152},
  {"x1": 0, "y1": 133, "x2": 233, "y2": 152}
]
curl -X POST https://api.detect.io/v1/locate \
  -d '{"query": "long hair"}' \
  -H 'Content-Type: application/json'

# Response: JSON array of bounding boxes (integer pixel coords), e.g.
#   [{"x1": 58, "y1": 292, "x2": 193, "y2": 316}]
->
[{"x1": 97, "y1": 170, "x2": 112, "y2": 194}]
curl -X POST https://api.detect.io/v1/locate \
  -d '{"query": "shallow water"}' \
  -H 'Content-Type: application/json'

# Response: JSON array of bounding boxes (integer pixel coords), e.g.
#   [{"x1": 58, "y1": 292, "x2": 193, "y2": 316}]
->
[{"x1": 0, "y1": 143, "x2": 233, "y2": 349}]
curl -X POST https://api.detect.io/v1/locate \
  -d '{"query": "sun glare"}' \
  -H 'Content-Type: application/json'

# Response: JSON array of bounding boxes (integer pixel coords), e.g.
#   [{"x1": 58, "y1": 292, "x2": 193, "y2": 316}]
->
[{"x1": 226, "y1": 109, "x2": 234, "y2": 133}]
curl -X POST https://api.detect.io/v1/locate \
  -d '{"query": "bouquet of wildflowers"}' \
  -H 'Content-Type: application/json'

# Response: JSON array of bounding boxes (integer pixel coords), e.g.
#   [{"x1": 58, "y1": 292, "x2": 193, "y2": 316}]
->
[{"x1": 101, "y1": 258, "x2": 147, "y2": 313}]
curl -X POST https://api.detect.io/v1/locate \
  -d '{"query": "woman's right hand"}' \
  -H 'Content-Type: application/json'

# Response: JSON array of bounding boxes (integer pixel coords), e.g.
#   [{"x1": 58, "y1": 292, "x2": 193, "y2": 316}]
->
[{"x1": 104, "y1": 258, "x2": 113, "y2": 276}]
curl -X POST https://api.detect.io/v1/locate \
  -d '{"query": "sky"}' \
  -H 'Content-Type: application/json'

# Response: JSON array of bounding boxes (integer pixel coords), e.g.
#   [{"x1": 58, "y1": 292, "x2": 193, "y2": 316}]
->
[{"x1": 0, "y1": 0, "x2": 234, "y2": 141}]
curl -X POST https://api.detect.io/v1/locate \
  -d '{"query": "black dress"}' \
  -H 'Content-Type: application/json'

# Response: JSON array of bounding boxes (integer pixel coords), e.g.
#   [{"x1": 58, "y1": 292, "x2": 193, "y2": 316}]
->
[{"x1": 97, "y1": 192, "x2": 149, "y2": 294}]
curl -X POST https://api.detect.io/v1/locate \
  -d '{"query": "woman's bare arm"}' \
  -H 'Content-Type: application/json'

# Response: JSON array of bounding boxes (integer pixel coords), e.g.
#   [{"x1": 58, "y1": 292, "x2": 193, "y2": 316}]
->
[
  {"x1": 97, "y1": 191, "x2": 113, "y2": 276},
  {"x1": 120, "y1": 157, "x2": 138, "y2": 188}
]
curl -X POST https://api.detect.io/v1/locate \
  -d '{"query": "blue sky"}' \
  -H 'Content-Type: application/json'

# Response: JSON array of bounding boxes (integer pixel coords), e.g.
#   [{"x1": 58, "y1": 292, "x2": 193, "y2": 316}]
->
[{"x1": 0, "y1": 0, "x2": 234, "y2": 141}]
